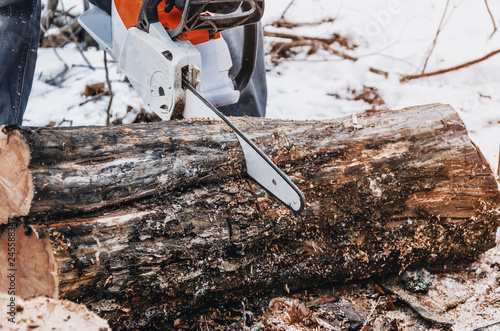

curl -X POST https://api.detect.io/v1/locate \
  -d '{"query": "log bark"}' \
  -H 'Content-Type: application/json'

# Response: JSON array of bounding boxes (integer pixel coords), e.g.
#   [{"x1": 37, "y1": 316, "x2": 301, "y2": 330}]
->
[{"x1": 0, "y1": 104, "x2": 499, "y2": 329}]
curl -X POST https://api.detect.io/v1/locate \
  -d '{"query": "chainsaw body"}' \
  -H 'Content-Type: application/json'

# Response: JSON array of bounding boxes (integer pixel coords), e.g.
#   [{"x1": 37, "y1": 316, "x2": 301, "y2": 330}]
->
[{"x1": 80, "y1": 0, "x2": 264, "y2": 119}]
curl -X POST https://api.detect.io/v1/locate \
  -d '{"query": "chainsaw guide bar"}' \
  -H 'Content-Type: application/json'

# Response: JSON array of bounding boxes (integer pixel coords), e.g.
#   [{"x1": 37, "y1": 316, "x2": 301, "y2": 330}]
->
[{"x1": 183, "y1": 78, "x2": 305, "y2": 213}]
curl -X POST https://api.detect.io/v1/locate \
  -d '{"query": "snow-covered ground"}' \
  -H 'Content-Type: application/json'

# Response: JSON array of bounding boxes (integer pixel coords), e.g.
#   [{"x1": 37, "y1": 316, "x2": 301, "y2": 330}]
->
[
  {"x1": 263, "y1": 0, "x2": 500, "y2": 174},
  {"x1": 28, "y1": 0, "x2": 500, "y2": 173}
]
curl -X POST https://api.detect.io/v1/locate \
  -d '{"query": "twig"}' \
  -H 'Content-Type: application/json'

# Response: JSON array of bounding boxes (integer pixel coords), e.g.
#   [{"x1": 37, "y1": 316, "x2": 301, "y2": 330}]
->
[
  {"x1": 268, "y1": 18, "x2": 334, "y2": 29},
  {"x1": 369, "y1": 67, "x2": 389, "y2": 78},
  {"x1": 322, "y1": 42, "x2": 358, "y2": 62},
  {"x1": 48, "y1": 0, "x2": 59, "y2": 15},
  {"x1": 78, "y1": 90, "x2": 109, "y2": 106},
  {"x1": 281, "y1": 0, "x2": 296, "y2": 19},
  {"x1": 40, "y1": 0, "x2": 58, "y2": 44},
  {"x1": 104, "y1": 51, "x2": 114, "y2": 126},
  {"x1": 242, "y1": 301, "x2": 247, "y2": 329},
  {"x1": 72, "y1": 64, "x2": 105, "y2": 69},
  {"x1": 427, "y1": 268, "x2": 477, "y2": 274},
  {"x1": 57, "y1": 118, "x2": 73, "y2": 127},
  {"x1": 55, "y1": 8, "x2": 78, "y2": 19},
  {"x1": 484, "y1": 0, "x2": 498, "y2": 38},
  {"x1": 269, "y1": 39, "x2": 357, "y2": 63},
  {"x1": 264, "y1": 24, "x2": 393, "y2": 77},
  {"x1": 361, "y1": 297, "x2": 380, "y2": 330},
  {"x1": 43, "y1": 47, "x2": 70, "y2": 86},
  {"x1": 45, "y1": 64, "x2": 69, "y2": 87},
  {"x1": 421, "y1": 0, "x2": 450, "y2": 74},
  {"x1": 473, "y1": 321, "x2": 500, "y2": 331},
  {"x1": 264, "y1": 30, "x2": 339, "y2": 45},
  {"x1": 334, "y1": 2, "x2": 344, "y2": 21},
  {"x1": 60, "y1": 1, "x2": 95, "y2": 70},
  {"x1": 265, "y1": 31, "x2": 358, "y2": 62},
  {"x1": 383, "y1": 280, "x2": 455, "y2": 326},
  {"x1": 401, "y1": 49, "x2": 500, "y2": 82}
]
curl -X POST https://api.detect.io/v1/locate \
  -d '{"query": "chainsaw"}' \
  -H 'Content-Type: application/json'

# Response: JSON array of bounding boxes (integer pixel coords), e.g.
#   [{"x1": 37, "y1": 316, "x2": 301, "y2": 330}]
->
[{"x1": 79, "y1": 0, "x2": 305, "y2": 212}]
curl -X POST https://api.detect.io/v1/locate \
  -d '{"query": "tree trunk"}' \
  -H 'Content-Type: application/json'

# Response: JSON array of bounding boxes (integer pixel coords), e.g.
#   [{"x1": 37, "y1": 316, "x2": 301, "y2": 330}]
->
[{"x1": 0, "y1": 104, "x2": 499, "y2": 329}]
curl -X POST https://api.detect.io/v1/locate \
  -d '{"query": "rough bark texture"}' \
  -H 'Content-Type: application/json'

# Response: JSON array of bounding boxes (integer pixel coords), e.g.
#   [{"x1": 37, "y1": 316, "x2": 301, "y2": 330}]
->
[{"x1": 0, "y1": 104, "x2": 499, "y2": 330}]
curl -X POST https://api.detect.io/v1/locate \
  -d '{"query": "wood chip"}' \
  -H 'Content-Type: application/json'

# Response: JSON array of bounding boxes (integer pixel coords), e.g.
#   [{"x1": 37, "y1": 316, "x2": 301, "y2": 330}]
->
[{"x1": 383, "y1": 280, "x2": 454, "y2": 326}]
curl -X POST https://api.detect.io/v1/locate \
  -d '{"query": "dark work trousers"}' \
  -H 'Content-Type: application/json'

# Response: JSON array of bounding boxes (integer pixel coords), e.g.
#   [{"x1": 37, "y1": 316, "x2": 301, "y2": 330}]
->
[{"x1": 0, "y1": 0, "x2": 41, "y2": 125}]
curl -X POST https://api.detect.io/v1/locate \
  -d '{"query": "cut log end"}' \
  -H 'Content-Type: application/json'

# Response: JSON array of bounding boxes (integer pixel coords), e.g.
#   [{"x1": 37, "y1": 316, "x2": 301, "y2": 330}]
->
[
  {"x1": 0, "y1": 226, "x2": 57, "y2": 299},
  {"x1": 0, "y1": 126, "x2": 33, "y2": 225}
]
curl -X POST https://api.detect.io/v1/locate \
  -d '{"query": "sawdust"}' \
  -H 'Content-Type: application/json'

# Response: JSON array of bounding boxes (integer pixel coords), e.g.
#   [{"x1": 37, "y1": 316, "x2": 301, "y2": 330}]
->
[
  {"x1": 251, "y1": 238, "x2": 500, "y2": 331},
  {"x1": 0, "y1": 294, "x2": 110, "y2": 330}
]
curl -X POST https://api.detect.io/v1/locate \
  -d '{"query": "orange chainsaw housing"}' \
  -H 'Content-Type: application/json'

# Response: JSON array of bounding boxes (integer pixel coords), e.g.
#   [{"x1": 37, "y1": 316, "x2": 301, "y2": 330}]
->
[{"x1": 114, "y1": 0, "x2": 220, "y2": 45}]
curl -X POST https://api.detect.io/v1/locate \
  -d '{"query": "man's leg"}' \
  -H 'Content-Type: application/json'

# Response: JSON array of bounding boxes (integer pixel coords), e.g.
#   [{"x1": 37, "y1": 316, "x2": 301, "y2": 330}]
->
[
  {"x1": 219, "y1": 23, "x2": 267, "y2": 118},
  {"x1": 0, "y1": 0, "x2": 41, "y2": 125}
]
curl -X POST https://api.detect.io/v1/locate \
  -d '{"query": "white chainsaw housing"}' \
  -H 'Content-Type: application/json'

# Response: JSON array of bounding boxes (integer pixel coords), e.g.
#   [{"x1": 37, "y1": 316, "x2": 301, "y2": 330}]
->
[
  {"x1": 79, "y1": 2, "x2": 240, "y2": 120},
  {"x1": 79, "y1": 1, "x2": 306, "y2": 213}
]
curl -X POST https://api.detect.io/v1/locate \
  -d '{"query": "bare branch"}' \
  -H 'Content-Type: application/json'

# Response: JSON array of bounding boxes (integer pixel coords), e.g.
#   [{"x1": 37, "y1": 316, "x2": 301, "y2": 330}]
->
[
  {"x1": 402, "y1": 49, "x2": 500, "y2": 82},
  {"x1": 264, "y1": 30, "x2": 358, "y2": 62},
  {"x1": 264, "y1": 30, "x2": 340, "y2": 45},
  {"x1": 484, "y1": 0, "x2": 498, "y2": 38},
  {"x1": 267, "y1": 18, "x2": 334, "y2": 29},
  {"x1": 421, "y1": 0, "x2": 450, "y2": 74},
  {"x1": 104, "y1": 51, "x2": 114, "y2": 127},
  {"x1": 60, "y1": 1, "x2": 95, "y2": 70},
  {"x1": 78, "y1": 91, "x2": 109, "y2": 106},
  {"x1": 281, "y1": 0, "x2": 296, "y2": 19},
  {"x1": 361, "y1": 297, "x2": 381, "y2": 330},
  {"x1": 369, "y1": 67, "x2": 389, "y2": 78}
]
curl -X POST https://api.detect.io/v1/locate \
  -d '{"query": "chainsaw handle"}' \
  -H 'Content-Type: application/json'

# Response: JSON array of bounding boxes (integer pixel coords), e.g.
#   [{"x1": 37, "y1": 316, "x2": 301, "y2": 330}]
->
[
  {"x1": 168, "y1": 0, "x2": 264, "y2": 38},
  {"x1": 137, "y1": 0, "x2": 163, "y2": 32},
  {"x1": 233, "y1": 22, "x2": 258, "y2": 93},
  {"x1": 199, "y1": 1, "x2": 256, "y2": 24}
]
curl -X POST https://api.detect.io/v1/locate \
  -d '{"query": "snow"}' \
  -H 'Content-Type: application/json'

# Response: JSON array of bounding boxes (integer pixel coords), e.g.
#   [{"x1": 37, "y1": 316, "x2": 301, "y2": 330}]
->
[
  {"x1": 262, "y1": 0, "x2": 500, "y2": 173},
  {"x1": 28, "y1": 0, "x2": 499, "y2": 172}
]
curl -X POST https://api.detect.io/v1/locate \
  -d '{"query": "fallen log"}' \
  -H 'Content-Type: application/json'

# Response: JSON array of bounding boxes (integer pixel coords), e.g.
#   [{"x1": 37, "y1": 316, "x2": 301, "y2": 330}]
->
[{"x1": 0, "y1": 104, "x2": 499, "y2": 329}]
